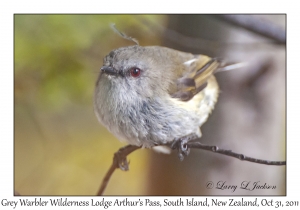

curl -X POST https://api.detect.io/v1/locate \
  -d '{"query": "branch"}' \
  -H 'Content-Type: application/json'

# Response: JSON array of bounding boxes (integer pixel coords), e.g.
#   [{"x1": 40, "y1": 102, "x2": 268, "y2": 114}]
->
[
  {"x1": 97, "y1": 140, "x2": 285, "y2": 195},
  {"x1": 97, "y1": 145, "x2": 140, "y2": 196},
  {"x1": 136, "y1": 15, "x2": 285, "y2": 53},
  {"x1": 187, "y1": 141, "x2": 286, "y2": 166},
  {"x1": 216, "y1": 15, "x2": 286, "y2": 44}
]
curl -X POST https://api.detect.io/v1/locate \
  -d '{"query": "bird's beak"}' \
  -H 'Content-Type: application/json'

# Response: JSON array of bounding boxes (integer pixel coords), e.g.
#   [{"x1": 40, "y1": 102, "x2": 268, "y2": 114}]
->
[{"x1": 101, "y1": 66, "x2": 118, "y2": 76}]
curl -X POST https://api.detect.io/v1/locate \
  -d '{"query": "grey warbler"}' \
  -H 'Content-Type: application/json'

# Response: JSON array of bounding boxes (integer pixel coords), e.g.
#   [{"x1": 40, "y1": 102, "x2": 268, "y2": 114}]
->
[{"x1": 94, "y1": 45, "x2": 241, "y2": 159}]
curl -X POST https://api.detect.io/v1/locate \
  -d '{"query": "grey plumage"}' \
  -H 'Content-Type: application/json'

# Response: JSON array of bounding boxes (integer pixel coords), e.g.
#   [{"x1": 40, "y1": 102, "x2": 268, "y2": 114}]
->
[{"x1": 94, "y1": 45, "x2": 224, "y2": 147}]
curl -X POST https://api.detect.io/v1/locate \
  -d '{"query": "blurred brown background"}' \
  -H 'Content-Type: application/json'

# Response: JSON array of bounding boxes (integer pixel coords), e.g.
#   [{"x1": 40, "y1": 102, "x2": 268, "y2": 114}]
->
[{"x1": 14, "y1": 14, "x2": 285, "y2": 195}]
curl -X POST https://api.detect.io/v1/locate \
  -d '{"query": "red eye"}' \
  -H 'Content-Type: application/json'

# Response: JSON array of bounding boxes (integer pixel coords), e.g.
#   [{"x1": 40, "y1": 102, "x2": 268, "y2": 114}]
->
[{"x1": 130, "y1": 68, "x2": 141, "y2": 77}]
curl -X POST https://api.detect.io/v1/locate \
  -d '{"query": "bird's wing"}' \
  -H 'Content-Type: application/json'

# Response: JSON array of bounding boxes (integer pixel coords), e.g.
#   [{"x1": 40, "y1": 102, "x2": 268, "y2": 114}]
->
[{"x1": 170, "y1": 54, "x2": 222, "y2": 102}]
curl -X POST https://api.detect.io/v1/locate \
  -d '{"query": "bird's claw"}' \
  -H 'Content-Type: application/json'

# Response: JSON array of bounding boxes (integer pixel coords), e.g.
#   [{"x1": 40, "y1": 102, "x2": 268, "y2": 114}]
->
[{"x1": 171, "y1": 134, "x2": 197, "y2": 161}]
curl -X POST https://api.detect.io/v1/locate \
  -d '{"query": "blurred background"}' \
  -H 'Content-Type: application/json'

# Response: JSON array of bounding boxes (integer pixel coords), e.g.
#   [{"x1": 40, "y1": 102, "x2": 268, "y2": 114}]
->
[{"x1": 14, "y1": 14, "x2": 285, "y2": 195}]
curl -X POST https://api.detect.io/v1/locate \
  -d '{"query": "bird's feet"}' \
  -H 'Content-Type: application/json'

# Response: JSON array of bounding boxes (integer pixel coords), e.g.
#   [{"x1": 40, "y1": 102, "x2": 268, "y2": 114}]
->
[{"x1": 171, "y1": 133, "x2": 198, "y2": 161}]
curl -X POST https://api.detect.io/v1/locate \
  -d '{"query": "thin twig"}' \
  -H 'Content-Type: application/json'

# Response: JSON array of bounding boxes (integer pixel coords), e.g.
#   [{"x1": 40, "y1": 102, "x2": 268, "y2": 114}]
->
[
  {"x1": 97, "y1": 145, "x2": 141, "y2": 195},
  {"x1": 136, "y1": 15, "x2": 285, "y2": 53},
  {"x1": 217, "y1": 15, "x2": 286, "y2": 44},
  {"x1": 187, "y1": 141, "x2": 286, "y2": 166},
  {"x1": 97, "y1": 140, "x2": 285, "y2": 195}
]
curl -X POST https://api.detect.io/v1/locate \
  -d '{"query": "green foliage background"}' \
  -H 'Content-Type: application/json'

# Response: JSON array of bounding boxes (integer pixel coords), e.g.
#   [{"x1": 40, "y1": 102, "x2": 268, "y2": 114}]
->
[{"x1": 14, "y1": 14, "x2": 166, "y2": 195}]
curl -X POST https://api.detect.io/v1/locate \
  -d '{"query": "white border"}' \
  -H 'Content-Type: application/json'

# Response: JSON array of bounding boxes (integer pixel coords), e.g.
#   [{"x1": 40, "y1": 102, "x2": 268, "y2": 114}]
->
[{"x1": 1, "y1": 1, "x2": 298, "y2": 210}]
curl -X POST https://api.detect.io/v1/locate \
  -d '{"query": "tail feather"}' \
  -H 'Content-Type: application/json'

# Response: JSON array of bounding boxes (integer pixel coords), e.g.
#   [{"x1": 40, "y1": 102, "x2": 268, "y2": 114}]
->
[{"x1": 216, "y1": 60, "x2": 248, "y2": 73}]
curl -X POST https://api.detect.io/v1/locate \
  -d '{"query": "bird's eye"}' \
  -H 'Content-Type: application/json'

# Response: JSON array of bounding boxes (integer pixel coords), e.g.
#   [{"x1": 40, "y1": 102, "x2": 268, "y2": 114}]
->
[{"x1": 130, "y1": 68, "x2": 141, "y2": 77}]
